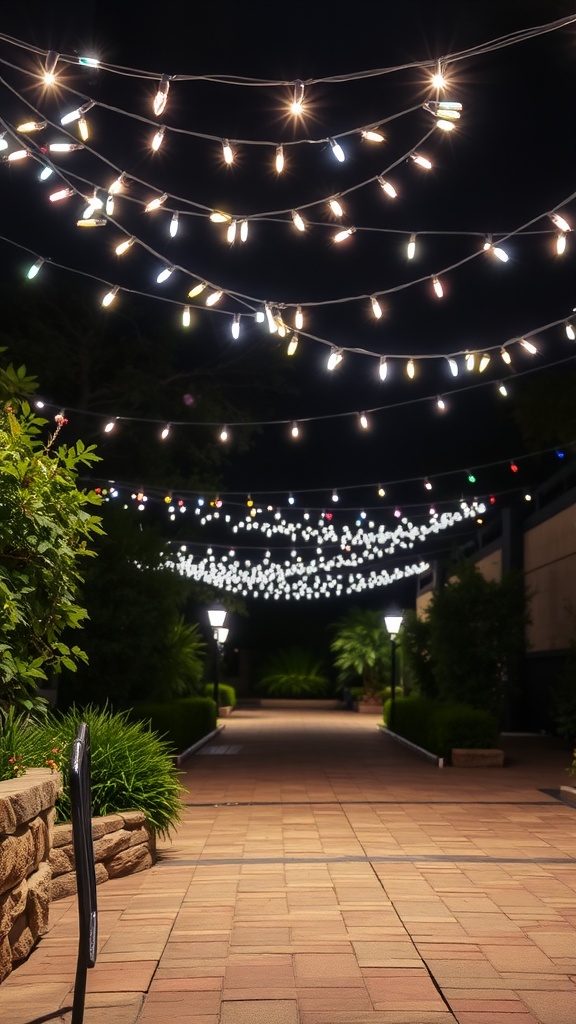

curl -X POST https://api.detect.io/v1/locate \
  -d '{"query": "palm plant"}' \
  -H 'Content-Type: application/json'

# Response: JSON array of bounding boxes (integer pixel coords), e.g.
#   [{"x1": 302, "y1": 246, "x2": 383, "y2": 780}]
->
[
  {"x1": 258, "y1": 648, "x2": 329, "y2": 698},
  {"x1": 330, "y1": 608, "x2": 391, "y2": 702}
]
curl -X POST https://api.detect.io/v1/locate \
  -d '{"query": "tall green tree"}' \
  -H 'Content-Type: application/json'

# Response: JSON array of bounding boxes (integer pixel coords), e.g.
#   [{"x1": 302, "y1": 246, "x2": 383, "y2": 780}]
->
[
  {"x1": 0, "y1": 357, "x2": 102, "y2": 714},
  {"x1": 330, "y1": 608, "x2": 391, "y2": 701}
]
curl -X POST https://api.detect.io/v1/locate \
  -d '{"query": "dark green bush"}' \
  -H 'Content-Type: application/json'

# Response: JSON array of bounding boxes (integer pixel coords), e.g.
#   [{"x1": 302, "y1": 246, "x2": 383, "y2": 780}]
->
[
  {"x1": 258, "y1": 648, "x2": 330, "y2": 697},
  {"x1": 384, "y1": 697, "x2": 499, "y2": 758},
  {"x1": 203, "y1": 683, "x2": 236, "y2": 707},
  {"x1": 129, "y1": 696, "x2": 216, "y2": 754}
]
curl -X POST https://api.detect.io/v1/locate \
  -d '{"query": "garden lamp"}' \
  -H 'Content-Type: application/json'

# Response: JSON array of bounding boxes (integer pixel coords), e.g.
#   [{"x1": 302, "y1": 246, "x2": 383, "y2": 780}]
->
[{"x1": 384, "y1": 611, "x2": 403, "y2": 731}]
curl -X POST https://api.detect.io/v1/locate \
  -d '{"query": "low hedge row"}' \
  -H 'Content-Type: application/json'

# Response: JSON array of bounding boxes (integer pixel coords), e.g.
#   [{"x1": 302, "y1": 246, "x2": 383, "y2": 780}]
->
[
  {"x1": 129, "y1": 696, "x2": 217, "y2": 754},
  {"x1": 203, "y1": 683, "x2": 237, "y2": 707},
  {"x1": 383, "y1": 696, "x2": 499, "y2": 758}
]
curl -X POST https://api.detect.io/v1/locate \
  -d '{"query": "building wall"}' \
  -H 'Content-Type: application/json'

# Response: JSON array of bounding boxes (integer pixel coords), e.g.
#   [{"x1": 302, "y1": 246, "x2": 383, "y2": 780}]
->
[
  {"x1": 524, "y1": 504, "x2": 576, "y2": 651},
  {"x1": 473, "y1": 548, "x2": 502, "y2": 584}
]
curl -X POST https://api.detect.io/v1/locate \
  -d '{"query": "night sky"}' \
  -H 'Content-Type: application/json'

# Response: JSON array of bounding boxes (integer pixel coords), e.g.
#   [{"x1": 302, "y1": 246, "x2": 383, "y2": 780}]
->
[{"x1": 1, "y1": 1, "x2": 576, "y2": 622}]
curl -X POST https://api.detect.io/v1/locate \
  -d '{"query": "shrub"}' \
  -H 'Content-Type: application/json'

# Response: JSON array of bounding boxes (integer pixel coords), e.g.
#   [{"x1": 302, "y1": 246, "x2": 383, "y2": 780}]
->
[
  {"x1": 203, "y1": 683, "x2": 236, "y2": 707},
  {"x1": 129, "y1": 696, "x2": 217, "y2": 754},
  {"x1": 1, "y1": 705, "x2": 183, "y2": 837},
  {"x1": 383, "y1": 696, "x2": 499, "y2": 758},
  {"x1": 258, "y1": 648, "x2": 330, "y2": 697}
]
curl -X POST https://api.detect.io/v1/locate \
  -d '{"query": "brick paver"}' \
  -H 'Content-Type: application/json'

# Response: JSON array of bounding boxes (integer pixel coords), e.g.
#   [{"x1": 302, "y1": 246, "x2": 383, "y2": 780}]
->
[{"x1": 1, "y1": 709, "x2": 575, "y2": 1023}]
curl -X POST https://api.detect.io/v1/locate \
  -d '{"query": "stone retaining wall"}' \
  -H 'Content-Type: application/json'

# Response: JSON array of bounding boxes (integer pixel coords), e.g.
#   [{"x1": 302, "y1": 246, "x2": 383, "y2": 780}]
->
[
  {"x1": 50, "y1": 810, "x2": 156, "y2": 900},
  {"x1": 0, "y1": 768, "x2": 61, "y2": 983}
]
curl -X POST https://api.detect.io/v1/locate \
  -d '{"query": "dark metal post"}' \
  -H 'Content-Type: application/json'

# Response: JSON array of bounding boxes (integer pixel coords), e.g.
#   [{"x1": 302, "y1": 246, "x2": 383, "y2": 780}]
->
[
  {"x1": 212, "y1": 632, "x2": 220, "y2": 709},
  {"x1": 390, "y1": 636, "x2": 397, "y2": 732}
]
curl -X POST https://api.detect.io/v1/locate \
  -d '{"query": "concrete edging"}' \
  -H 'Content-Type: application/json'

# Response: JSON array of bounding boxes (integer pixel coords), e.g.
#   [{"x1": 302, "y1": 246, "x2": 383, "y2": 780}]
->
[
  {"x1": 377, "y1": 724, "x2": 444, "y2": 767},
  {"x1": 175, "y1": 724, "x2": 226, "y2": 766}
]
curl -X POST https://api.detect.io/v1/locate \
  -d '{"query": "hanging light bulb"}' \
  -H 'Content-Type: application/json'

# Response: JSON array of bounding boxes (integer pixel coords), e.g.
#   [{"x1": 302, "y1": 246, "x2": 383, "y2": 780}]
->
[
  {"x1": 205, "y1": 290, "x2": 223, "y2": 306},
  {"x1": 104, "y1": 419, "x2": 116, "y2": 433},
  {"x1": 78, "y1": 117, "x2": 89, "y2": 141},
  {"x1": 466, "y1": 352, "x2": 475, "y2": 371},
  {"x1": 361, "y1": 129, "x2": 385, "y2": 142},
  {"x1": 329, "y1": 138, "x2": 345, "y2": 162},
  {"x1": 377, "y1": 176, "x2": 397, "y2": 199},
  {"x1": 108, "y1": 173, "x2": 126, "y2": 195},
  {"x1": 151, "y1": 125, "x2": 166, "y2": 151},
  {"x1": 77, "y1": 217, "x2": 106, "y2": 228},
  {"x1": 275, "y1": 145, "x2": 284, "y2": 173},
  {"x1": 115, "y1": 237, "x2": 134, "y2": 256},
  {"x1": 26, "y1": 258, "x2": 44, "y2": 280},
  {"x1": 407, "y1": 233, "x2": 416, "y2": 259},
  {"x1": 371, "y1": 296, "x2": 383, "y2": 319},
  {"x1": 48, "y1": 142, "x2": 84, "y2": 153},
  {"x1": 49, "y1": 187, "x2": 73, "y2": 202},
  {"x1": 161, "y1": 424, "x2": 171, "y2": 440},
  {"x1": 479, "y1": 353, "x2": 491, "y2": 372},
  {"x1": 295, "y1": 306, "x2": 303, "y2": 330},
  {"x1": 431, "y1": 62, "x2": 446, "y2": 89},
  {"x1": 550, "y1": 212, "x2": 571, "y2": 234},
  {"x1": 39, "y1": 166, "x2": 54, "y2": 180},
  {"x1": 188, "y1": 282, "x2": 206, "y2": 298},
  {"x1": 60, "y1": 100, "x2": 95, "y2": 126},
  {"x1": 359, "y1": 412, "x2": 369, "y2": 430},
  {"x1": 377, "y1": 485, "x2": 386, "y2": 497},
  {"x1": 145, "y1": 193, "x2": 168, "y2": 212},
  {"x1": 182, "y1": 305, "x2": 191, "y2": 327},
  {"x1": 329, "y1": 198, "x2": 344, "y2": 218},
  {"x1": 410, "y1": 153, "x2": 432, "y2": 170},
  {"x1": 231, "y1": 314, "x2": 240, "y2": 339},
  {"x1": 290, "y1": 80, "x2": 305, "y2": 115},
  {"x1": 436, "y1": 396, "x2": 446, "y2": 411},
  {"x1": 378, "y1": 357, "x2": 387, "y2": 381},
  {"x1": 520, "y1": 338, "x2": 538, "y2": 355},
  {"x1": 327, "y1": 347, "x2": 343, "y2": 370},
  {"x1": 157, "y1": 265, "x2": 175, "y2": 284},
  {"x1": 44, "y1": 50, "x2": 59, "y2": 85},
  {"x1": 265, "y1": 304, "x2": 277, "y2": 333},
  {"x1": 510, "y1": 461, "x2": 519, "y2": 473},
  {"x1": 565, "y1": 322, "x2": 576, "y2": 341},
  {"x1": 101, "y1": 285, "x2": 119, "y2": 307},
  {"x1": 447, "y1": 357, "x2": 458, "y2": 377},
  {"x1": 498, "y1": 382, "x2": 508, "y2": 396},
  {"x1": 291, "y1": 421, "x2": 300, "y2": 438},
  {"x1": 500, "y1": 347, "x2": 512, "y2": 365},
  {"x1": 288, "y1": 493, "x2": 295, "y2": 505},
  {"x1": 240, "y1": 219, "x2": 248, "y2": 242},
  {"x1": 17, "y1": 121, "x2": 47, "y2": 133},
  {"x1": 436, "y1": 119, "x2": 455, "y2": 132},
  {"x1": 424, "y1": 479, "x2": 433, "y2": 491},
  {"x1": 292, "y1": 210, "x2": 306, "y2": 232},
  {"x1": 227, "y1": 220, "x2": 237, "y2": 244},
  {"x1": 7, "y1": 150, "x2": 29, "y2": 162},
  {"x1": 467, "y1": 470, "x2": 477, "y2": 484},
  {"x1": 222, "y1": 139, "x2": 234, "y2": 164},
  {"x1": 210, "y1": 211, "x2": 231, "y2": 223},
  {"x1": 332, "y1": 489, "x2": 339, "y2": 502},
  {"x1": 333, "y1": 227, "x2": 355, "y2": 243},
  {"x1": 432, "y1": 276, "x2": 443, "y2": 298},
  {"x1": 153, "y1": 75, "x2": 170, "y2": 117},
  {"x1": 287, "y1": 335, "x2": 299, "y2": 356},
  {"x1": 219, "y1": 426, "x2": 229, "y2": 442},
  {"x1": 557, "y1": 233, "x2": 567, "y2": 255},
  {"x1": 169, "y1": 211, "x2": 179, "y2": 237},
  {"x1": 407, "y1": 359, "x2": 415, "y2": 379}
]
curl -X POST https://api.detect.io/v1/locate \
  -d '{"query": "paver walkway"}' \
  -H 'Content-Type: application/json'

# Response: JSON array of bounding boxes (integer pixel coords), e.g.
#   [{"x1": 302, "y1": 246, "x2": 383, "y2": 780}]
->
[{"x1": 1, "y1": 710, "x2": 576, "y2": 1024}]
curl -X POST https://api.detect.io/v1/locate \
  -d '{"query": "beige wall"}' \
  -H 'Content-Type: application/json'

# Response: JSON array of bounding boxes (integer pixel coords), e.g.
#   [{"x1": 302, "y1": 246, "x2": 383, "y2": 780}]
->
[
  {"x1": 416, "y1": 589, "x2": 434, "y2": 619},
  {"x1": 474, "y1": 548, "x2": 502, "y2": 584},
  {"x1": 525, "y1": 505, "x2": 576, "y2": 651}
]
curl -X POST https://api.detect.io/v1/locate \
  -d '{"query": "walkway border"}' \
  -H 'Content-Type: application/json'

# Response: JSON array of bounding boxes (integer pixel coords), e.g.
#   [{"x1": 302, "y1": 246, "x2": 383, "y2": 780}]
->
[
  {"x1": 175, "y1": 724, "x2": 226, "y2": 766},
  {"x1": 378, "y1": 724, "x2": 444, "y2": 767}
]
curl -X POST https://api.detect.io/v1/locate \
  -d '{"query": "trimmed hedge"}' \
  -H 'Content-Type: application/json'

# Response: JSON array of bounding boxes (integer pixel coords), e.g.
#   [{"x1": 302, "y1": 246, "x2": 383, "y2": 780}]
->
[
  {"x1": 129, "y1": 696, "x2": 217, "y2": 754},
  {"x1": 383, "y1": 696, "x2": 499, "y2": 758},
  {"x1": 203, "y1": 683, "x2": 237, "y2": 707}
]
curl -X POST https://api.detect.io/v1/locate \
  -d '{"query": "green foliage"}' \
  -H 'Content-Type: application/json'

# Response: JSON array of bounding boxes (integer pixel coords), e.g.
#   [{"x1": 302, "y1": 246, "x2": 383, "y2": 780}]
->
[
  {"x1": 383, "y1": 696, "x2": 499, "y2": 758},
  {"x1": 0, "y1": 356, "x2": 103, "y2": 714},
  {"x1": 203, "y1": 683, "x2": 237, "y2": 707},
  {"x1": 129, "y1": 697, "x2": 217, "y2": 754},
  {"x1": 551, "y1": 639, "x2": 576, "y2": 742},
  {"x1": 400, "y1": 610, "x2": 437, "y2": 698},
  {"x1": 425, "y1": 562, "x2": 528, "y2": 719},
  {"x1": 5, "y1": 706, "x2": 183, "y2": 837},
  {"x1": 330, "y1": 608, "x2": 391, "y2": 699},
  {"x1": 258, "y1": 648, "x2": 330, "y2": 697}
]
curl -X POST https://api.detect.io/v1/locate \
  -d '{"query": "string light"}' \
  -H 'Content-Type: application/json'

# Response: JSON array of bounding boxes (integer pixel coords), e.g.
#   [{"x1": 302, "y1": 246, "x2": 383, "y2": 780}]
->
[
  {"x1": 436, "y1": 396, "x2": 446, "y2": 411},
  {"x1": 219, "y1": 426, "x2": 229, "y2": 442},
  {"x1": 550, "y1": 212, "x2": 571, "y2": 233},
  {"x1": 447, "y1": 358, "x2": 458, "y2": 377},
  {"x1": 101, "y1": 285, "x2": 119, "y2": 307},
  {"x1": 377, "y1": 176, "x2": 397, "y2": 199},
  {"x1": 115, "y1": 237, "x2": 135, "y2": 256},
  {"x1": 557, "y1": 233, "x2": 567, "y2": 255},
  {"x1": 410, "y1": 153, "x2": 432, "y2": 169},
  {"x1": 378, "y1": 357, "x2": 387, "y2": 381},
  {"x1": 227, "y1": 220, "x2": 237, "y2": 244},
  {"x1": 48, "y1": 142, "x2": 84, "y2": 153},
  {"x1": 240, "y1": 219, "x2": 249, "y2": 242},
  {"x1": 188, "y1": 282, "x2": 206, "y2": 298},
  {"x1": 151, "y1": 125, "x2": 166, "y2": 151},
  {"x1": 291, "y1": 421, "x2": 300, "y2": 438},
  {"x1": 332, "y1": 489, "x2": 339, "y2": 502},
  {"x1": 26, "y1": 258, "x2": 44, "y2": 279},
  {"x1": 333, "y1": 227, "x2": 355, "y2": 242},
  {"x1": 182, "y1": 305, "x2": 191, "y2": 327},
  {"x1": 361, "y1": 129, "x2": 385, "y2": 142},
  {"x1": 222, "y1": 140, "x2": 234, "y2": 165},
  {"x1": 76, "y1": 217, "x2": 106, "y2": 228},
  {"x1": 275, "y1": 145, "x2": 284, "y2": 173},
  {"x1": 7, "y1": 150, "x2": 29, "y2": 161},
  {"x1": 153, "y1": 75, "x2": 170, "y2": 117},
  {"x1": 292, "y1": 210, "x2": 306, "y2": 232},
  {"x1": 478, "y1": 354, "x2": 491, "y2": 372},
  {"x1": 49, "y1": 188, "x2": 73, "y2": 202},
  {"x1": 205, "y1": 289, "x2": 223, "y2": 306},
  {"x1": 231, "y1": 314, "x2": 240, "y2": 339},
  {"x1": 60, "y1": 100, "x2": 95, "y2": 126},
  {"x1": 161, "y1": 424, "x2": 171, "y2": 440},
  {"x1": 498, "y1": 382, "x2": 508, "y2": 396},
  {"x1": 371, "y1": 296, "x2": 383, "y2": 319},
  {"x1": 210, "y1": 211, "x2": 230, "y2": 223},
  {"x1": 432, "y1": 275, "x2": 443, "y2": 298},
  {"x1": 565, "y1": 322, "x2": 576, "y2": 340},
  {"x1": 466, "y1": 352, "x2": 475, "y2": 371},
  {"x1": 327, "y1": 347, "x2": 343, "y2": 370},
  {"x1": 145, "y1": 193, "x2": 168, "y2": 212},
  {"x1": 431, "y1": 62, "x2": 446, "y2": 89},
  {"x1": 424, "y1": 479, "x2": 433, "y2": 490},
  {"x1": 39, "y1": 166, "x2": 53, "y2": 180},
  {"x1": 407, "y1": 358, "x2": 415, "y2": 379},
  {"x1": 290, "y1": 81, "x2": 305, "y2": 116},
  {"x1": 520, "y1": 338, "x2": 538, "y2": 355},
  {"x1": 287, "y1": 335, "x2": 299, "y2": 356},
  {"x1": 295, "y1": 306, "x2": 303, "y2": 330},
  {"x1": 359, "y1": 412, "x2": 369, "y2": 429},
  {"x1": 170, "y1": 211, "x2": 179, "y2": 237},
  {"x1": 329, "y1": 138, "x2": 345, "y2": 162},
  {"x1": 510, "y1": 460, "x2": 519, "y2": 473},
  {"x1": 500, "y1": 347, "x2": 512, "y2": 365},
  {"x1": 43, "y1": 50, "x2": 59, "y2": 85},
  {"x1": 108, "y1": 173, "x2": 126, "y2": 195},
  {"x1": 17, "y1": 121, "x2": 46, "y2": 133},
  {"x1": 377, "y1": 485, "x2": 386, "y2": 497},
  {"x1": 78, "y1": 118, "x2": 89, "y2": 142},
  {"x1": 407, "y1": 233, "x2": 416, "y2": 259},
  {"x1": 156, "y1": 265, "x2": 175, "y2": 284},
  {"x1": 104, "y1": 419, "x2": 116, "y2": 433},
  {"x1": 329, "y1": 198, "x2": 344, "y2": 217}
]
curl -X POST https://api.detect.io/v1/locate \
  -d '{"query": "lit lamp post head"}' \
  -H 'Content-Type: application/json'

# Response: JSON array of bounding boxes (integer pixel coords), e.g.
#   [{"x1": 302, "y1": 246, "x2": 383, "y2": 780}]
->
[
  {"x1": 214, "y1": 626, "x2": 229, "y2": 645},
  {"x1": 207, "y1": 605, "x2": 227, "y2": 630},
  {"x1": 384, "y1": 612, "x2": 403, "y2": 638}
]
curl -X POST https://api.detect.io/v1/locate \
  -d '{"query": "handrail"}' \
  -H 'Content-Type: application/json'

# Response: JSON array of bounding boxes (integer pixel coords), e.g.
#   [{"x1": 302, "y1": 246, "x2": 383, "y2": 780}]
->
[{"x1": 69, "y1": 723, "x2": 98, "y2": 1024}]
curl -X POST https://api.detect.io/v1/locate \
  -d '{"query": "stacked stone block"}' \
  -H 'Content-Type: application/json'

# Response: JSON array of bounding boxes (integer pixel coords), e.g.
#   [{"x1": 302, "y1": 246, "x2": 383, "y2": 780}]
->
[{"x1": 50, "y1": 810, "x2": 155, "y2": 900}]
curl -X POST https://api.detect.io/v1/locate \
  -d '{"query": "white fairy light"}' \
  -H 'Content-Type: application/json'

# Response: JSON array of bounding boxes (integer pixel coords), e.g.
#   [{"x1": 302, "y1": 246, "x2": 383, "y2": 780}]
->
[
  {"x1": 182, "y1": 306, "x2": 191, "y2": 327},
  {"x1": 447, "y1": 357, "x2": 458, "y2": 377},
  {"x1": 329, "y1": 198, "x2": 344, "y2": 218},
  {"x1": 498, "y1": 382, "x2": 508, "y2": 396},
  {"x1": 115, "y1": 237, "x2": 134, "y2": 256},
  {"x1": 156, "y1": 265, "x2": 175, "y2": 284},
  {"x1": 478, "y1": 353, "x2": 491, "y2": 372},
  {"x1": 231, "y1": 314, "x2": 241, "y2": 339},
  {"x1": 222, "y1": 140, "x2": 234, "y2": 165},
  {"x1": 145, "y1": 193, "x2": 168, "y2": 212},
  {"x1": 287, "y1": 335, "x2": 299, "y2": 356},
  {"x1": 333, "y1": 227, "x2": 355, "y2": 242},
  {"x1": 151, "y1": 125, "x2": 166, "y2": 151},
  {"x1": 410, "y1": 153, "x2": 432, "y2": 170},
  {"x1": 377, "y1": 176, "x2": 397, "y2": 198},
  {"x1": 101, "y1": 285, "x2": 119, "y2": 307},
  {"x1": 327, "y1": 348, "x2": 343, "y2": 370},
  {"x1": 407, "y1": 233, "x2": 416, "y2": 259},
  {"x1": 432, "y1": 276, "x2": 443, "y2": 298},
  {"x1": 153, "y1": 75, "x2": 170, "y2": 117},
  {"x1": 205, "y1": 290, "x2": 223, "y2": 306},
  {"x1": 295, "y1": 306, "x2": 303, "y2": 330},
  {"x1": 550, "y1": 212, "x2": 571, "y2": 234},
  {"x1": 275, "y1": 145, "x2": 284, "y2": 173},
  {"x1": 407, "y1": 358, "x2": 415, "y2": 379},
  {"x1": 26, "y1": 258, "x2": 44, "y2": 280},
  {"x1": 378, "y1": 357, "x2": 387, "y2": 381},
  {"x1": 565, "y1": 322, "x2": 576, "y2": 340},
  {"x1": 292, "y1": 210, "x2": 306, "y2": 232},
  {"x1": 520, "y1": 338, "x2": 538, "y2": 355},
  {"x1": 361, "y1": 129, "x2": 385, "y2": 142},
  {"x1": 240, "y1": 219, "x2": 249, "y2": 242},
  {"x1": 371, "y1": 296, "x2": 383, "y2": 319},
  {"x1": 557, "y1": 233, "x2": 567, "y2": 255},
  {"x1": 170, "y1": 211, "x2": 179, "y2": 237},
  {"x1": 329, "y1": 138, "x2": 345, "y2": 162}
]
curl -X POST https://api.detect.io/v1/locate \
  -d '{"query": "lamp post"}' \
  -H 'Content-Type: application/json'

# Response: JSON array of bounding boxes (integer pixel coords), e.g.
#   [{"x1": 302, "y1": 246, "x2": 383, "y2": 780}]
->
[
  {"x1": 207, "y1": 605, "x2": 228, "y2": 708},
  {"x1": 384, "y1": 611, "x2": 403, "y2": 732}
]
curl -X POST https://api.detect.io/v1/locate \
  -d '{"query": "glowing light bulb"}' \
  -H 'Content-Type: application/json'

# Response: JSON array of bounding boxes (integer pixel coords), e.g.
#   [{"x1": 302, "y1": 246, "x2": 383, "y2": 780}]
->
[
  {"x1": 377, "y1": 485, "x2": 386, "y2": 497},
  {"x1": 161, "y1": 424, "x2": 171, "y2": 440},
  {"x1": 227, "y1": 220, "x2": 237, "y2": 244},
  {"x1": 275, "y1": 145, "x2": 284, "y2": 173},
  {"x1": 371, "y1": 296, "x2": 383, "y2": 319},
  {"x1": 329, "y1": 198, "x2": 344, "y2": 218},
  {"x1": 76, "y1": 218, "x2": 106, "y2": 228},
  {"x1": 407, "y1": 359, "x2": 415, "y2": 379},
  {"x1": 44, "y1": 50, "x2": 59, "y2": 85},
  {"x1": 498, "y1": 382, "x2": 508, "y2": 396},
  {"x1": 411, "y1": 153, "x2": 432, "y2": 170},
  {"x1": 378, "y1": 357, "x2": 387, "y2": 381},
  {"x1": 334, "y1": 227, "x2": 355, "y2": 243},
  {"x1": 288, "y1": 493, "x2": 295, "y2": 505},
  {"x1": 557, "y1": 233, "x2": 567, "y2": 255},
  {"x1": 290, "y1": 80, "x2": 305, "y2": 115},
  {"x1": 436, "y1": 119, "x2": 455, "y2": 132},
  {"x1": 222, "y1": 140, "x2": 234, "y2": 164},
  {"x1": 407, "y1": 233, "x2": 416, "y2": 259},
  {"x1": 188, "y1": 282, "x2": 206, "y2": 298},
  {"x1": 362, "y1": 129, "x2": 384, "y2": 142},
  {"x1": 169, "y1": 211, "x2": 179, "y2": 237},
  {"x1": 520, "y1": 339, "x2": 538, "y2": 355},
  {"x1": 291, "y1": 422, "x2": 299, "y2": 438},
  {"x1": 424, "y1": 479, "x2": 433, "y2": 491},
  {"x1": 466, "y1": 352, "x2": 475, "y2": 371},
  {"x1": 431, "y1": 63, "x2": 446, "y2": 89},
  {"x1": 332, "y1": 490, "x2": 339, "y2": 502},
  {"x1": 447, "y1": 357, "x2": 458, "y2": 377},
  {"x1": 26, "y1": 258, "x2": 44, "y2": 280},
  {"x1": 327, "y1": 348, "x2": 343, "y2": 370},
  {"x1": 182, "y1": 306, "x2": 191, "y2": 327},
  {"x1": 145, "y1": 193, "x2": 168, "y2": 212},
  {"x1": 479, "y1": 354, "x2": 490, "y2": 372},
  {"x1": 48, "y1": 143, "x2": 84, "y2": 152},
  {"x1": 104, "y1": 420, "x2": 116, "y2": 433},
  {"x1": 231, "y1": 314, "x2": 240, "y2": 339},
  {"x1": 432, "y1": 276, "x2": 443, "y2": 298},
  {"x1": 39, "y1": 166, "x2": 54, "y2": 180},
  {"x1": 153, "y1": 75, "x2": 170, "y2": 117},
  {"x1": 49, "y1": 188, "x2": 73, "y2": 202},
  {"x1": 565, "y1": 322, "x2": 576, "y2": 340},
  {"x1": 151, "y1": 125, "x2": 166, "y2": 151},
  {"x1": 287, "y1": 335, "x2": 299, "y2": 356},
  {"x1": 377, "y1": 176, "x2": 397, "y2": 198},
  {"x1": 108, "y1": 173, "x2": 126, "y2": 195},
  {"x1": 78, "y1": 56, "x2": 99, "y2": 68},
  {"x1": 500, "y1": 347, "x2": 512, "y2": 365},
  {"x1": 550, "y1": 212, "x2": 571, "y2": 234},
  {"x1": 265, "y1": 305, "x2": 277, "y2": 333},
  {"x1": 467, "y1": 471, "x2": 476, "y2": 484},
  {"x1": 359, "y1": 412, "x2": 369, "y2": 430},
  {"x1": 219, "y1": 426, "x2": 229, "y2": 442},
  {"x1": 295, "y1": 306, "x2": 303, "y2": 330},
  {"x1": 436, "y1": 396, "x2": 446, "y2": 411},
  {"x1": 210, "y1": 211, "x2": 230, "y2": 223},
  {"x1": 115, "y1": 237, "x2": 134, "y2": 256},
  {"x1": 17, "y1": 121, "x2": 46, "y2": 133},
  {"x1": 510, "y1": 461, "x2": 519, "y2": 473},
  {"x1": 101, "y1": 285, "x2": 119, "y2": 307},
  {"x1": 329, "y1": 138, "x2": 345, "y2": 162},
  {"x1": 240, "y1": 220, "x2": 248, "y2": 242},
  {"x1": 78, "y1": 117, "x2": 89, "y2": 141},
  {"x1": 292, "y1": 210, "x2": 306, "y2": 232},
  {"x1": 157, "y1": 265, "x2": 175, "y2": 284},
  {"x1": 7, "y1": 150, "x2": 29, "y2": 161},
  {"x1": 205, "y1": 290, "x2": 223, "y2": 306},
  {"x1": 394, "y1": 508, "x2": 402, "y2": 518}
]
